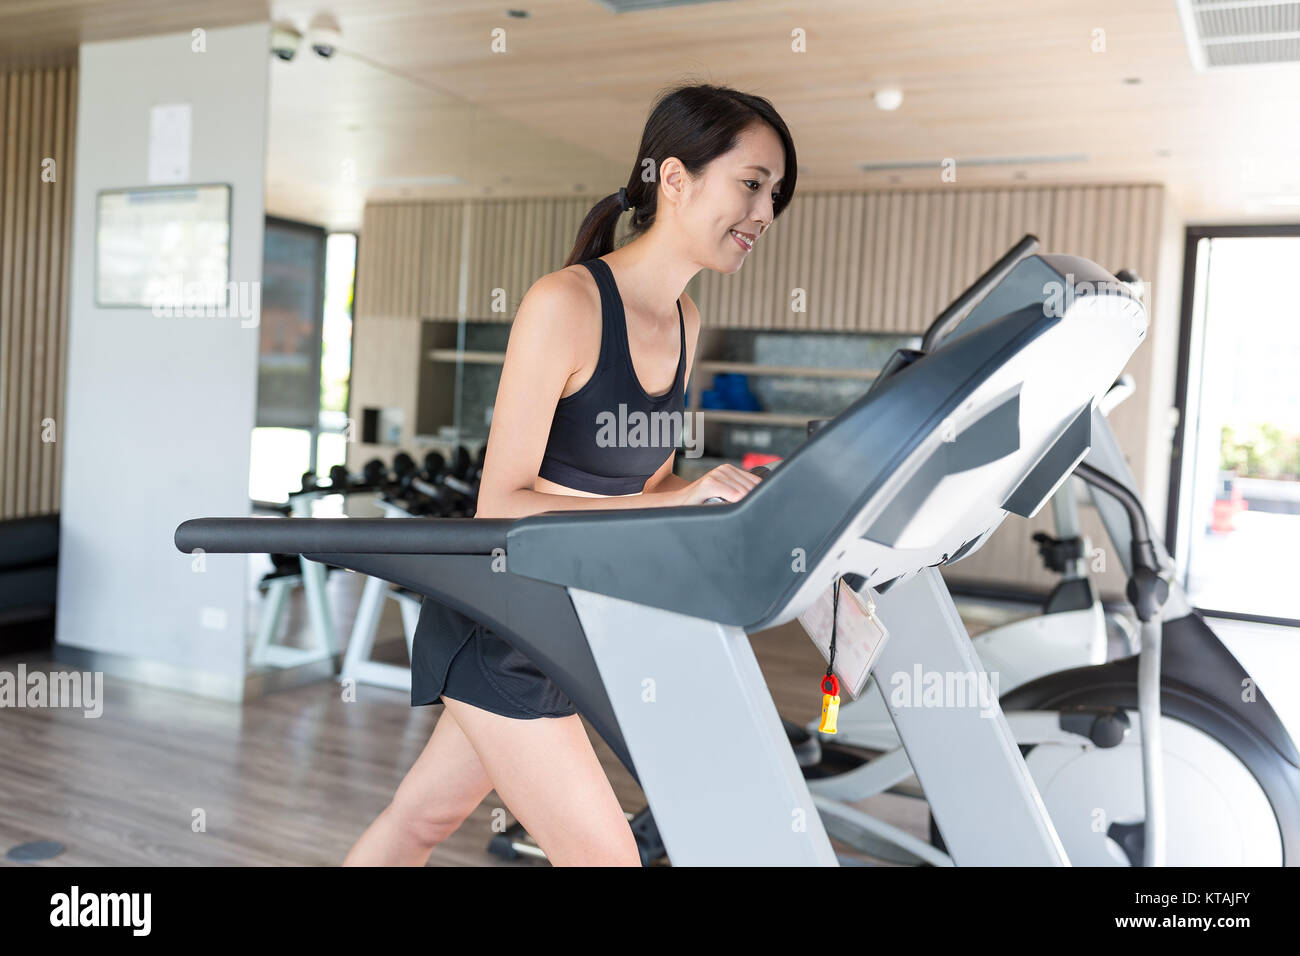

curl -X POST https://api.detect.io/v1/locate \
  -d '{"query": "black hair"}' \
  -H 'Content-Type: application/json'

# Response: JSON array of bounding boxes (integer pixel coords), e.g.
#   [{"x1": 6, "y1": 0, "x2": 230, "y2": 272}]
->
[{"x1": 563, "y1": 82, "x2": 798, "y2": 268}]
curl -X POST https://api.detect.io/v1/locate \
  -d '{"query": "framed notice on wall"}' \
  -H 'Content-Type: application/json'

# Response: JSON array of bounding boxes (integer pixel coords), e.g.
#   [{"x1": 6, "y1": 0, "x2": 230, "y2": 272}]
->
[{"x1": 95, "y1": 183, "x2": 231, "y2": 309}]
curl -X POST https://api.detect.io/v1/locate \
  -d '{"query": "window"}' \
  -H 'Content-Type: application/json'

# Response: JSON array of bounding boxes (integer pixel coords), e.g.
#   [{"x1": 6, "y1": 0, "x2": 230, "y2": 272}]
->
[{"x1": 249, "y1": 222, "x2": 355, "y2": 503}]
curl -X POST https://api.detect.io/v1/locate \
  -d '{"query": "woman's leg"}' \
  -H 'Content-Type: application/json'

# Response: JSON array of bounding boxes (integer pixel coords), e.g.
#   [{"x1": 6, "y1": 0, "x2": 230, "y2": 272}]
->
[
  {"x1": 440, "y1": 697, "x2": 641, "y2": 866},
  {"x1": 343, "y1": 708, "x2": 494, "y2": 866}
]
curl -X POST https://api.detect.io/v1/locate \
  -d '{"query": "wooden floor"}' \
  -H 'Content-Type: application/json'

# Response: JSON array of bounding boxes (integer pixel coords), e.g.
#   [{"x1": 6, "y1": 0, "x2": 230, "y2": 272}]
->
[{"x1": 0, "y1": 566, "x2": 1019, "y2": 867}]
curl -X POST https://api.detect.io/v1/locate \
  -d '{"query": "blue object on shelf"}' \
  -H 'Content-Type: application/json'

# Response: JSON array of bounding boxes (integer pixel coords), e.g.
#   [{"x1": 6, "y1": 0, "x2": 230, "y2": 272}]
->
[{"x1": 711, "y1": 373, "x2": 761, "y2": 411}]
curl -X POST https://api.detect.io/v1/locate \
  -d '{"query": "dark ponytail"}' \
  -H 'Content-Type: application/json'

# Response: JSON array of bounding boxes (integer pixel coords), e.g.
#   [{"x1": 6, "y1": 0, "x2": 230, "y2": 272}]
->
[{"x1": 562, "y1": 82, "x2": 798, "y2": 268}]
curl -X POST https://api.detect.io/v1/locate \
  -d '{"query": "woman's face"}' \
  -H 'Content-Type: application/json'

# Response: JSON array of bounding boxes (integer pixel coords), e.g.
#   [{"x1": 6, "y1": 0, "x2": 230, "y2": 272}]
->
[{"x1": 676, "y1": 123, "x2": 786, "y2": 275}]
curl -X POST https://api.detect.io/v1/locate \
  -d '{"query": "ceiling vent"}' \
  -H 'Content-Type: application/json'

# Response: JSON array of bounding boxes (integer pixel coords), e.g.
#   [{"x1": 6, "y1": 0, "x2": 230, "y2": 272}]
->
[
  {"x1": 1177, "y1": 0, "x2": 1300, "y2": 70},
  {"x1": 859, "y1": 154, "x2": 1088, "y2": 172}
]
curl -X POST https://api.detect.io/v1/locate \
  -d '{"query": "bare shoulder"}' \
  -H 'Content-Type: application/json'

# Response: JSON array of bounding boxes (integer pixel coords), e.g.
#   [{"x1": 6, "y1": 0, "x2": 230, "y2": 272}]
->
[
  {"x1": 513, "y1": 265, "x2": 598, "y2": 336},
  {"x1": 519, "y1": 266, "x2": 591, "y2": 320}
]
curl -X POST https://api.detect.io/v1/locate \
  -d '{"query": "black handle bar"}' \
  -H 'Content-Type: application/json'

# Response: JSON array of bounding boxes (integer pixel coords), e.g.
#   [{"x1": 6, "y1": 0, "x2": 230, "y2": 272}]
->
[{"x1": 174, "y1": 516, "x2": 512, "y2": 556}]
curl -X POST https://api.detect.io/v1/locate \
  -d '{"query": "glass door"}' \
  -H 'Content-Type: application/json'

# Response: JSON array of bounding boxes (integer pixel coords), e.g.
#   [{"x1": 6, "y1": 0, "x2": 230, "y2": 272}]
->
[{"x1": 1169, "y1": 229, "x2": 1300, "y2": 624}]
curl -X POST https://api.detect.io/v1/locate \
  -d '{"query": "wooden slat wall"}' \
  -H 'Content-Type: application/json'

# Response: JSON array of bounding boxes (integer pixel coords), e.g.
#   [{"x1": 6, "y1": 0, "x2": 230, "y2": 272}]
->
[
  {"x1": 0, "y1": 61, "x2": 76, "y2": 519},
  {"x1": 418, "y1": 202, "x2": 463, "y2": 320},
  {"x1": 463, "y1": 197, "x2": 589, "y2": 321},
  {"x1": 355, "y1": 203, "x2": 429, "y2": 319},
  {"x1": 695, "y1": 185, "x2": 1163, "y2": 332},
  {"x1": 357, "y1": 197, "x2": 593, "y2": 322}
]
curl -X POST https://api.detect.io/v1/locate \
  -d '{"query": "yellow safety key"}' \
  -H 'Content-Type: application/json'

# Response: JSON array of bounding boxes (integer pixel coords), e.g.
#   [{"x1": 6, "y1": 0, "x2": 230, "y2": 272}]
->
[{"x1": 818, "y1": 674, "x2": 841, "y2": 734}]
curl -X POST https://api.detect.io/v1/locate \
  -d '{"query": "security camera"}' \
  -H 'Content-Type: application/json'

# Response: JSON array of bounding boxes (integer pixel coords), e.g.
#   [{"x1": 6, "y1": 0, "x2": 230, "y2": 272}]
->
[
  {"x1": 308, "y1": 16, "x2": 342, "y2": 59},
  {"x1": 270, "y1": 24, "x2": 301, "y2": 61},
  {"x1": 310, "y1": 27, "x2": 342, "y2": 58}
]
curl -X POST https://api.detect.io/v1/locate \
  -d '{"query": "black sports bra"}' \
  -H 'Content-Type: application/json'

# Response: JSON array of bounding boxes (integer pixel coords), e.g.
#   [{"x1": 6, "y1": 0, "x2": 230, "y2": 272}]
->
[{"x1": 536, "y1": 258, "x2": 687, "y2": 495}]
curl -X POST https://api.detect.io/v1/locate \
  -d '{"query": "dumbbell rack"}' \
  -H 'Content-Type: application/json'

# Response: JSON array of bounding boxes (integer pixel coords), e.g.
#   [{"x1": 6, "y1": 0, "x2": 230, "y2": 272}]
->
[{"x1": 249, "y1": 490, "x2": 340, "y2": 670}]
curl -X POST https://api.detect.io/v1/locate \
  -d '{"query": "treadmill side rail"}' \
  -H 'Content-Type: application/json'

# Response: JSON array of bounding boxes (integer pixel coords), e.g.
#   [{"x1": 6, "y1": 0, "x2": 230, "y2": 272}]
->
[{"x1": 568, "y1": 588, "x2": 838, "y2": 866}]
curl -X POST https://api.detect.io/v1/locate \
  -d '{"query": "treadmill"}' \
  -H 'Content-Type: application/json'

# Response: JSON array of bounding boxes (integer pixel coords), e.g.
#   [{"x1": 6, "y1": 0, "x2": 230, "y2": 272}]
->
[{"x1": 176, "y1": 240, "x2": 1147, "y2": 866}]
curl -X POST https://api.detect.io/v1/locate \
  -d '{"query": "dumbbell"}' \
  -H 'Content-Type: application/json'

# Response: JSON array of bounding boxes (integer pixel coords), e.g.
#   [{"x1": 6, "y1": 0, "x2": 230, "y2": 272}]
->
[
  {"x1": 442, "y1": 445, "x2": 479, "y2": 502},
  {"x1": 450, "y1": 445, "x2": 472, "y2": 481},
  {"x1": 392, "y1": 451, "x2": 417, "y2": 480},
  {"x1": 327, "y1": 464, "x2": 353, "y2": 491},
  {"x1": 396, "y1": 451, "x2": 463, "y2": 517},
  {"x1": 362, "y1": 458, "x2": 390, "y2": 490},
  {"x1": 384, "y1": 452, "x2": 438, "y2": 511}
]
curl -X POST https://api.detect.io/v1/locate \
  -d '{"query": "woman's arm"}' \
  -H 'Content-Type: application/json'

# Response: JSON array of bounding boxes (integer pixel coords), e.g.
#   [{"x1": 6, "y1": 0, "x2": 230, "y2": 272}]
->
[
  {"x1": 477, "y1": 484, "x2": 686, "y2": 520},
  {"x1": 650, "y1": 473, "x2": 692, "y2": 492}
]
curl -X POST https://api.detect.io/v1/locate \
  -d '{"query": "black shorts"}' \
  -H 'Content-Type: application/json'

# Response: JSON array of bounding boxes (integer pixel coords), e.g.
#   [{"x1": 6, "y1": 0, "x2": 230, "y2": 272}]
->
[{"x1": 410, "y1": 599, "x2": 578, "y2": 720}]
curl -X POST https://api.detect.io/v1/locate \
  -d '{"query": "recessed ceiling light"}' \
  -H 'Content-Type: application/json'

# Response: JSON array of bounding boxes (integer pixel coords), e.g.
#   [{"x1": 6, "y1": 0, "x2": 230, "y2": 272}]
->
[{"x1": 874, "y1": 87, "x2": 904, "y2": 111}]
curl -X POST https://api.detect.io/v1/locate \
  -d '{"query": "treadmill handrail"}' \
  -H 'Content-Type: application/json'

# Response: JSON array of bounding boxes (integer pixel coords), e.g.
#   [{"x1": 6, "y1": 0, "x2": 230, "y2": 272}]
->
[{"x1": 174, "y1": 516, "x2": 513, "y2": 555}]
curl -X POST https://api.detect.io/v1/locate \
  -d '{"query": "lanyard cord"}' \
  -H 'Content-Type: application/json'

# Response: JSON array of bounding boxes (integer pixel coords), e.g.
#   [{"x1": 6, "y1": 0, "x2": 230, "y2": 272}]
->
[{"x1": 826, "y1": 577, "x2": 840, "y2": 678}]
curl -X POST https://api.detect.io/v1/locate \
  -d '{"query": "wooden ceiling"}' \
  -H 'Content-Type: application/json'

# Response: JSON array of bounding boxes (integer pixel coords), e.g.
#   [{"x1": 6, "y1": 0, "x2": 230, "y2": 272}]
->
[
  {"x1": 0, "y1": 0, "x2": 269, "y2": 61},
  {"x1": 4, "y1": 0, "x2": 1299, "y2": 230}
]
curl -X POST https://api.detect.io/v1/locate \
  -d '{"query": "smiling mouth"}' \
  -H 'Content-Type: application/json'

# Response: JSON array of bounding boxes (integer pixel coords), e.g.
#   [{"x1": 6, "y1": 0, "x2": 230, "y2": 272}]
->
[{"x1": 729, "y1": 229, "x2": 755, "y2": 250}]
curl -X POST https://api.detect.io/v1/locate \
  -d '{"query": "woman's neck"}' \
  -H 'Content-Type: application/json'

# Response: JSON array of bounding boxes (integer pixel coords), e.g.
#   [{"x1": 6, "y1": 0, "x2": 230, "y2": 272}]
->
[{"x1": 604, "y1": 230, "x2": 698, "y2": 318}]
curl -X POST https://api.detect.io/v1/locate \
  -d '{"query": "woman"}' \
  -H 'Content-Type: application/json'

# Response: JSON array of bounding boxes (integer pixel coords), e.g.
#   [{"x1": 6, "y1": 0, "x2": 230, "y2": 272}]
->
[{"x1": 344, "y1": 83, "x2": 797, "y2": 866}]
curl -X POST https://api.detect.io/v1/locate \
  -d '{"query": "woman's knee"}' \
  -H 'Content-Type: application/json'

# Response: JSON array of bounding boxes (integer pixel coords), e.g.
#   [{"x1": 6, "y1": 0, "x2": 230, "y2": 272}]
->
[
  {"x1": 383, "y1": 710, "x2": 495, "y2": 847},
  {"x1": 384, "y1": 793, "x2": 479, "y2": 847}
]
